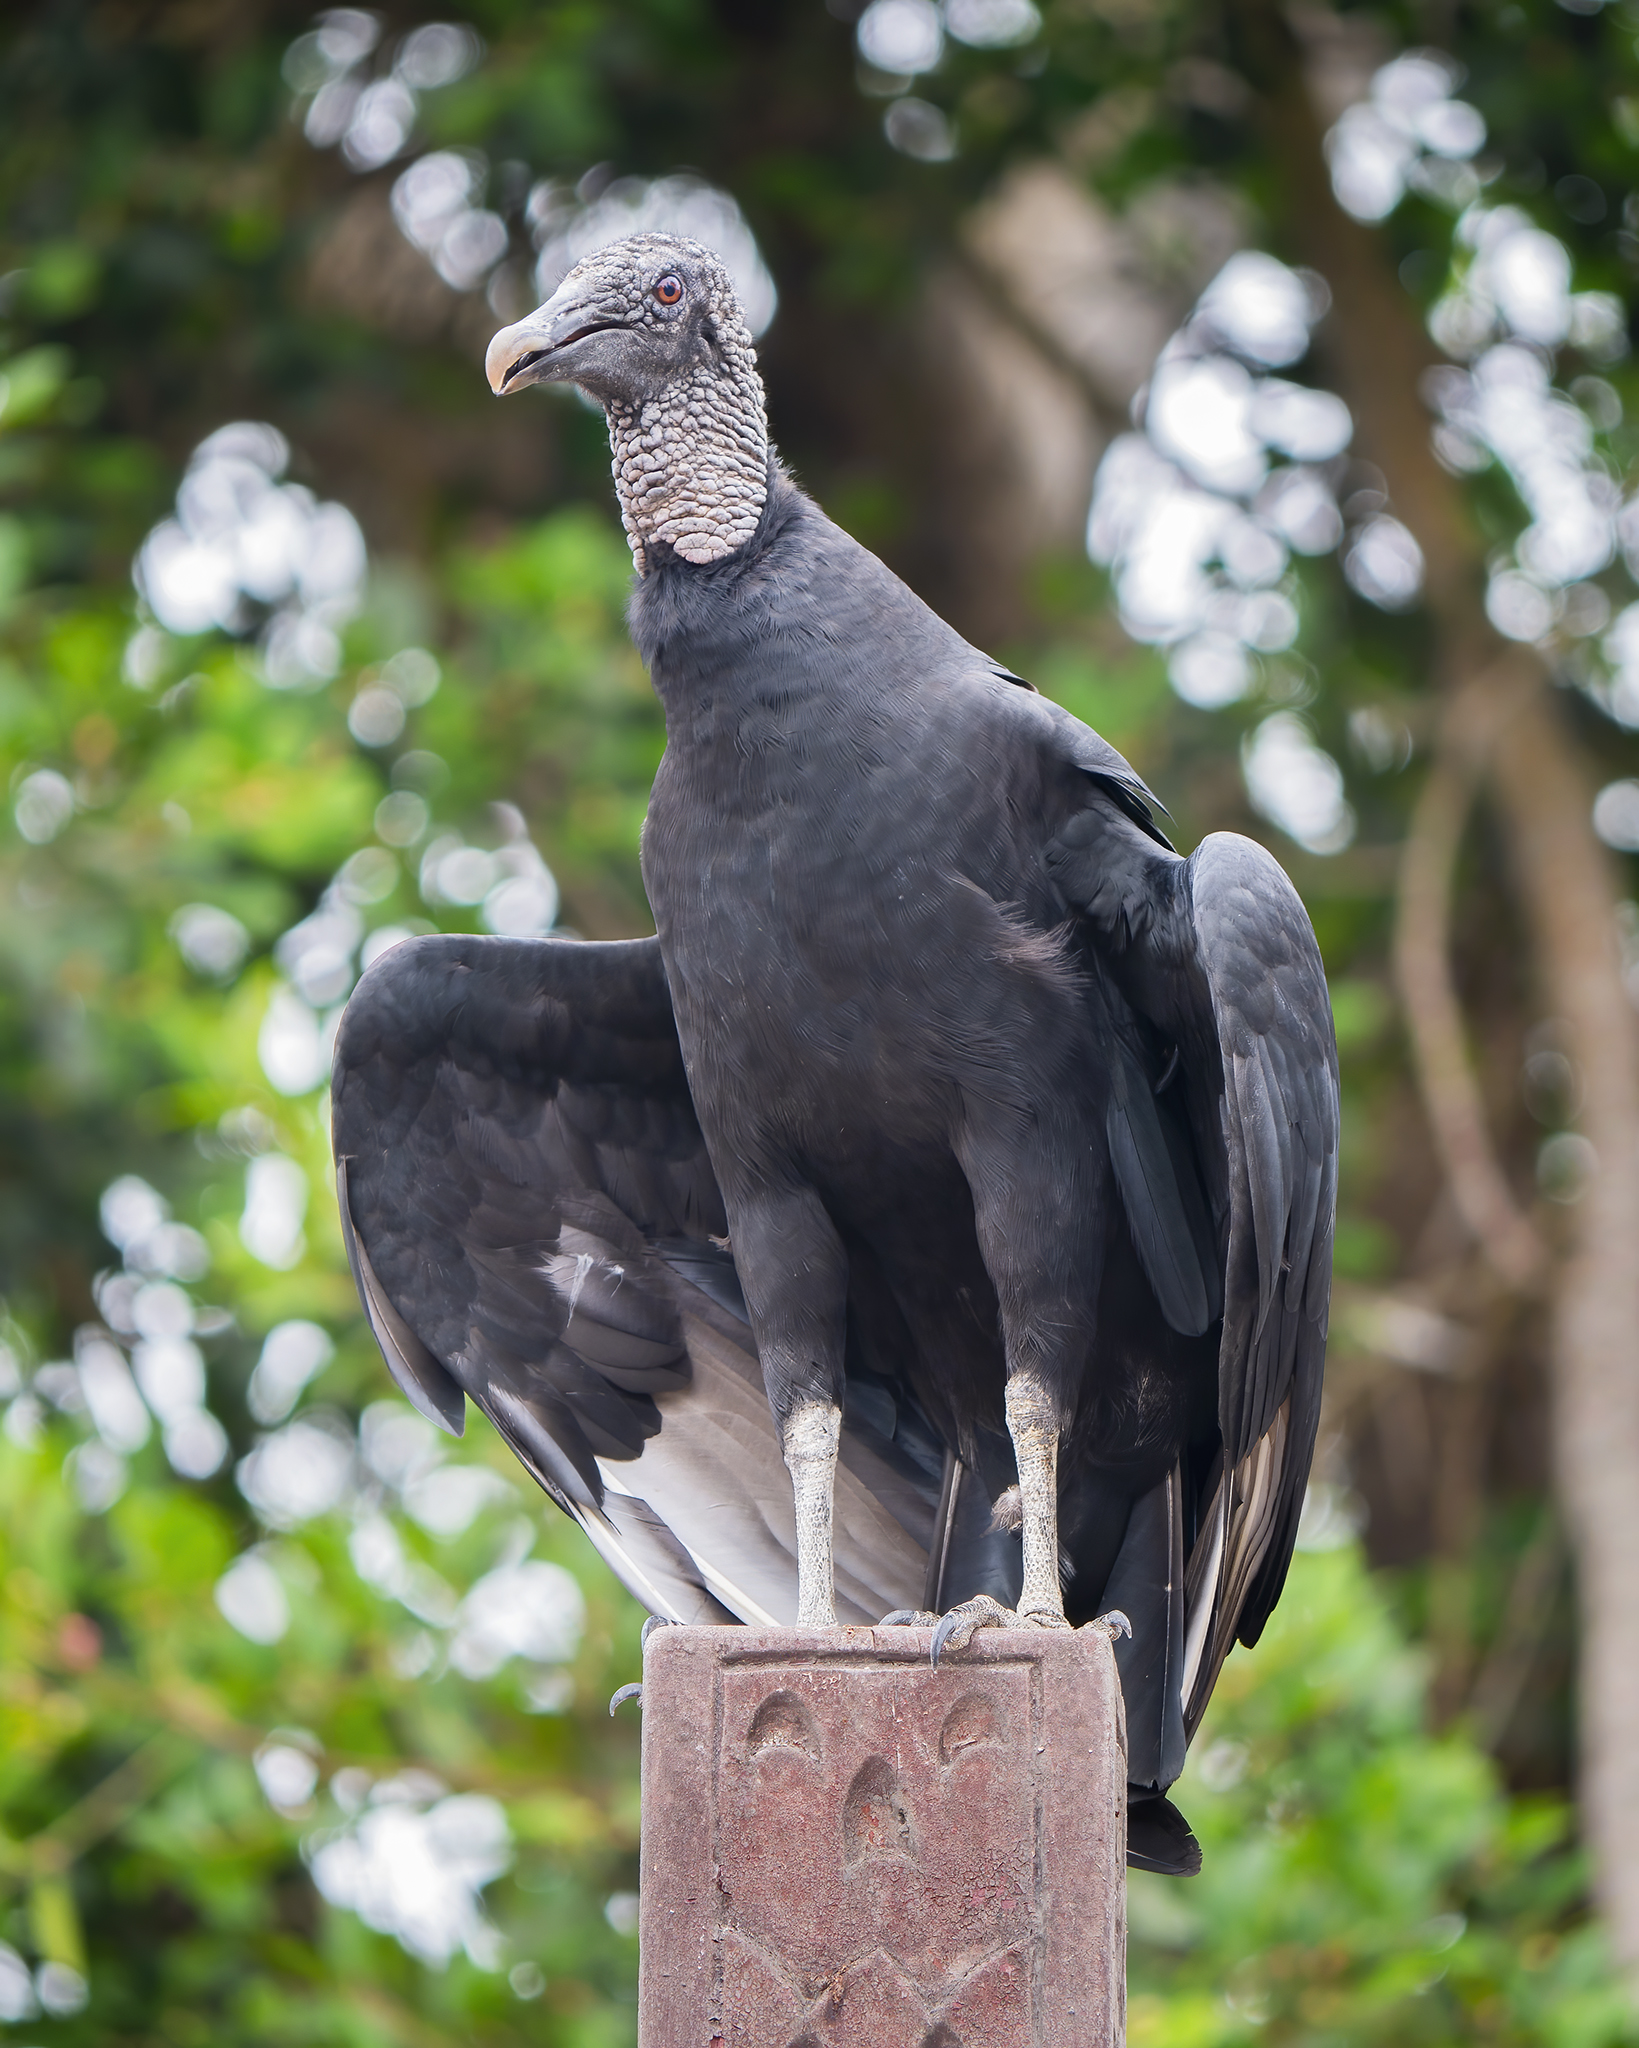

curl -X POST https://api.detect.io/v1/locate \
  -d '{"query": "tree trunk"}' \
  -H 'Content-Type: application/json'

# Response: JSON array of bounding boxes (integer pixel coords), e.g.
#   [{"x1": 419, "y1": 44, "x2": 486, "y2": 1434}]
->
[
  {"x1": 1234, "y1": 0, "x2": 1639, "y2": 1981},
  {"x1": 1490, "y1": 697, "x2": 1639, "y2": 1976},
  {"x1": 1391, "y1": 657, "x2": 1547, "y2": 1293}
]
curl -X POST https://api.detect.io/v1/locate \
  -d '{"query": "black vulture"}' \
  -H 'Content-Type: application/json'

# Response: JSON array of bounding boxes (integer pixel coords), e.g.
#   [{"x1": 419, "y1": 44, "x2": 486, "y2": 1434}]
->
[{"x1": 332, "y1": 233, "x2": 1338, "y2": 1876}]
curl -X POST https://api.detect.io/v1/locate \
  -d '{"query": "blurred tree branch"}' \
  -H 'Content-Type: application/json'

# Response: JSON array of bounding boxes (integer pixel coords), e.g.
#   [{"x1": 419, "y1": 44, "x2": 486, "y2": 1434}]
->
[
  {"x1": 1394, "y1": 659, "x2": 1547, "y2": 1292},
  {"x1": 1468, "y1": 1505, "x2": 1567, "y2": 1755}
]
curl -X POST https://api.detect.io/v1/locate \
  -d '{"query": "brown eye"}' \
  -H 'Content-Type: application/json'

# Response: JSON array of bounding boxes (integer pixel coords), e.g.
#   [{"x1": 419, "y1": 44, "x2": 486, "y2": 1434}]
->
[{"x1": 654, "y1": 275, "x2": 684, "y2": 306}]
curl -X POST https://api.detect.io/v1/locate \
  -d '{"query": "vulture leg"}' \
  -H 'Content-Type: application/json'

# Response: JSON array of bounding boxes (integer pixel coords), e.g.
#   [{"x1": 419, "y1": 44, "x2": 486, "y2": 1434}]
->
[
  {"x1": 1004, "y1": 1368, "x2": 1073, "y2": 1625},
  {"x1": 731, "y1": 1185, "x2": 851, "y2": 1628},
  {"x1": 781, "y1": 1398, "x2": 843, "y2": 1627},
  {"x1": 930, "y1": 1369, "x2": 1074, "y2": 1661},
  {"x1": 931, "y1": 1141, "x2": 1103, "y2": 1662}
]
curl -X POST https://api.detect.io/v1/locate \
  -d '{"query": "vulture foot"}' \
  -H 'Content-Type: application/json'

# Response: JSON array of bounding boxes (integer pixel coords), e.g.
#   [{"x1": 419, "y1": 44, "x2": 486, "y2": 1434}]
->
[
  {"x1": 607, "y1": 1616, "x2": 675, "y2": 1716},
  {"x1": 929, "y1": 1593, "x2": 1071, "y2": 1666},
  {"x1": 878, "y1": 1608, "x2": 939, "y2": 1627}
]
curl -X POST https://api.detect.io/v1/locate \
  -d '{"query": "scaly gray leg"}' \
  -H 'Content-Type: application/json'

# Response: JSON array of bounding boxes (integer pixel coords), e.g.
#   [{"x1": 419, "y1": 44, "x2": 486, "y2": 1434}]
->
[
  {"x1": 929, "y1": 1370, "x2": 1073, "y2": 1663},
  {"x1": 1007, "y1": 1369, "x2": 1068, "y2": 1623},
  {"x1": 782, "y1": 1397, "x2": 842, "y2": 1627}
]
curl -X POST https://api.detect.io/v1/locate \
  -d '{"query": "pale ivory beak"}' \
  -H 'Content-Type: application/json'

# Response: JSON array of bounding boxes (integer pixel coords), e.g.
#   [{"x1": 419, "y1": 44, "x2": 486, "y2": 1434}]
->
[{"x1": 485, "y1": 279, "x2": 629, "y2": 395}]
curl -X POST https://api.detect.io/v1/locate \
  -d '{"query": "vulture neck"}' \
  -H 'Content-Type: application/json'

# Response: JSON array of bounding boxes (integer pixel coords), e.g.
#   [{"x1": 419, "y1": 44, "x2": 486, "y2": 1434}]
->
[
  {"x1": 606, "y1": 352, "x2": 770, "y2": 576},
  {"x1": 627, "y1": 463, "x2": 816, "y2": 720}
]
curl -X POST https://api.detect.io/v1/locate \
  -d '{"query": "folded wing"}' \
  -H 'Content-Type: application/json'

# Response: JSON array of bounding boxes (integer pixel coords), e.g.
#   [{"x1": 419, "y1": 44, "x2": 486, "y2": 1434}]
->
[
  {"x1": 1048, "y1": 803, "x2": 1338, "y2": 1733},
  {"x1": 1174, "y1": 834, "x2": 1336, "y2": 1726}
]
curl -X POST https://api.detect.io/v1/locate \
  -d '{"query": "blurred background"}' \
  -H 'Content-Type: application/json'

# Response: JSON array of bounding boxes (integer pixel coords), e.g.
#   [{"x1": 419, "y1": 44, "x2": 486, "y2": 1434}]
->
[{"x1": 5, "y1": 0, "x2": 1639, "y2": 2041}]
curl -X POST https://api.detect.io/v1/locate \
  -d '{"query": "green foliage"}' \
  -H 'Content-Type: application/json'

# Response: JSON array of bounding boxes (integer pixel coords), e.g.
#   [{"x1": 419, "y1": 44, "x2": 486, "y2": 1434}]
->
[
  {"x1": 2, "y1": 1399, "x2": 649, "y2": 2045},
  {"x1": 1130, "y1": 1544, "x2": 1637, "y2": 2048}
]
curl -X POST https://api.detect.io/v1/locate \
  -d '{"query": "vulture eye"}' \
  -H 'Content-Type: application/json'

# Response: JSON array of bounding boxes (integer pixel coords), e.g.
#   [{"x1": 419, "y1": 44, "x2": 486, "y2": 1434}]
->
[{"x1": 654, "y1": 275, "x2": 684, "y2": 306}]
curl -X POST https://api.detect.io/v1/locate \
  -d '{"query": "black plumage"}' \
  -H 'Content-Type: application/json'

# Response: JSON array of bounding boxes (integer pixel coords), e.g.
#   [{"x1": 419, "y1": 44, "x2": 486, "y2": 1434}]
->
[{"x1": 332, "y1": 232, "x2": 1338, "y2": 1876}]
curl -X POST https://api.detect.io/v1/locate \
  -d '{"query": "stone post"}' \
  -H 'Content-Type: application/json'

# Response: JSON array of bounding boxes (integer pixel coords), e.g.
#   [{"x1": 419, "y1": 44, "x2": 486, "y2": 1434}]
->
[{"x1": 636, "y1": 1622, "x2": 1127, "y2": 2047}]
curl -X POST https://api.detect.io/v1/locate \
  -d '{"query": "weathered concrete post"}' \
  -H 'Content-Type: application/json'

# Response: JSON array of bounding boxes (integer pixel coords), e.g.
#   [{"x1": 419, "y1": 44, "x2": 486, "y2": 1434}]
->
[{"x1": 637, "y1": 1623, "x2": 1127, "y2": 2047}]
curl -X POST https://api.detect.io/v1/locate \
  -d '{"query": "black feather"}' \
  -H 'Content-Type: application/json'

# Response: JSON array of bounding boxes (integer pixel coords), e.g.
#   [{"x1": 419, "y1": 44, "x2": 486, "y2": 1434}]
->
[{"x1": 1105, "y1": 1042, "x2": 1213, "y2": 1338}]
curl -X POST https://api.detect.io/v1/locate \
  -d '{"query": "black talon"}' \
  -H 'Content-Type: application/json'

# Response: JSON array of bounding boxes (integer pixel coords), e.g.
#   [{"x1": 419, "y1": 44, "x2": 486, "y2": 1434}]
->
[
  {"x1": 1098, "y1": 1608, "x2": 1133, "y2": 1640},
  {"x1": 609, "y1": 1682, "x2": 643, "y2": 1716},
  {"x1": 640, "y1": 1614, "x2": 676, "y2": 1648}
]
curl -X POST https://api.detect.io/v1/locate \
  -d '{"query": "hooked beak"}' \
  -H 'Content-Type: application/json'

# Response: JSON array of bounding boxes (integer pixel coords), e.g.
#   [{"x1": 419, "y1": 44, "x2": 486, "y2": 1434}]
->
[{"x1": 485, "y1": 287, "x2": 633, "y2": 396}]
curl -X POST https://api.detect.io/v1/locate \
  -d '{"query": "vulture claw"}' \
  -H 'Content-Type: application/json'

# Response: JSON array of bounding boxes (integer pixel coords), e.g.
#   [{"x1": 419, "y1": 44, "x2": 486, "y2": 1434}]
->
[
  {"x1": 930, "y1": 1593, "x2": 1014, "y2": 1665},
  {"x1": 878, "y1": 1608, "x2": 939, "y2": 1627},
  {"x1": 609, "y1": 1682, "x2": 643, "y2": 1716},
  {"x1": 640, "y1": 1614, "x2": 676, "y2": 1648},
  {"x1": 930, "y1": 1596, "x2": 1076, "y2": 1665},
  {"x1": 1089, "y1": 1608, "x2": 1133, "y2": 1642}
]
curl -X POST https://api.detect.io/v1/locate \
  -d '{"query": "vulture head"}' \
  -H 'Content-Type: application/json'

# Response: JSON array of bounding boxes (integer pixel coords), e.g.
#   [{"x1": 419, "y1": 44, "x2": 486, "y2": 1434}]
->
[{"x1": 486, "y1": 231, "x2": 769, "y2": 571}]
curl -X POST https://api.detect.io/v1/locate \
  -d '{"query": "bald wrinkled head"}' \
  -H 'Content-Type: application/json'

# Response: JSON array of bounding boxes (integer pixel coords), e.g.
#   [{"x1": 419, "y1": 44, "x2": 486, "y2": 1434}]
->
[{"x1": 486, "y1": 233, "x2": 769, "y2": 574}]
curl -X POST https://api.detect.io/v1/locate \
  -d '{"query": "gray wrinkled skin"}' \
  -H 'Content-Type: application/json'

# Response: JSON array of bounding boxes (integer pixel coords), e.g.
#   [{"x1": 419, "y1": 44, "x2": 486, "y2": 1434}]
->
[{"x1": 596, "y1": 237, "x2": 769, "y2": 573}]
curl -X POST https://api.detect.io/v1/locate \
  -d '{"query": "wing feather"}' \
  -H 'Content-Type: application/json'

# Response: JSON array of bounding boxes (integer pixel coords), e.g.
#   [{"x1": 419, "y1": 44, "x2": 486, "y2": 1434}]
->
[
  {"x1": 1105, "y1": 1039, "x2": 1213, "y2": 1339},
  {"x1": 1046, "y1": 803, "x2": 1336, "y2": 1733},
  {"x1": 1184, "y1": 835, "x2": 1337, "y2": 1699}
]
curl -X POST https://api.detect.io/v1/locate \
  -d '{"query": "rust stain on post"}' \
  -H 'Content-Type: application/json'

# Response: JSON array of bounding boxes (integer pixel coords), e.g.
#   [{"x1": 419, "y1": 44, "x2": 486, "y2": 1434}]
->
[{"x1": 637, "y1": 1624, "x2": 1127, "y2": 2047}]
